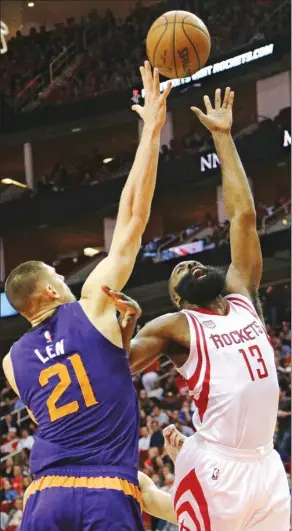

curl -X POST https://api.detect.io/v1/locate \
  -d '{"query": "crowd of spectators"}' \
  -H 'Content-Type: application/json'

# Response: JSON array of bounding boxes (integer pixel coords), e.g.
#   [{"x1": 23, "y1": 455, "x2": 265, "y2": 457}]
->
[
  {"x1": 0, "y1": 0, "x2": 289, "y2": 109},
  {"x1": 141, "y1": 195, "x2": 291, "y2": 263},
  {"x1": 0, "y1": 103, "x2": 288, "y2": 207},
  {"x1": 0, "y1": 294, "x2": 291, "y2": 530}
]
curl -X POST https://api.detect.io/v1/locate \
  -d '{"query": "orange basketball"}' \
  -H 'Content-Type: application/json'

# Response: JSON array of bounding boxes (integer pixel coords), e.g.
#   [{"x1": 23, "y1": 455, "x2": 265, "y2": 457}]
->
[{"x1": 146, "y1": 10, "x2": 211, "y2": 79}]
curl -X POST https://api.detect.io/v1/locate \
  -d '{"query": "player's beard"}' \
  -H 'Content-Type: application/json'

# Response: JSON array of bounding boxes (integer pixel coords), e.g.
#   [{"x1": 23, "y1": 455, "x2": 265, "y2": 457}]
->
[{"x1": 175, "y1": 266, "x2": 226, "y2": 308}]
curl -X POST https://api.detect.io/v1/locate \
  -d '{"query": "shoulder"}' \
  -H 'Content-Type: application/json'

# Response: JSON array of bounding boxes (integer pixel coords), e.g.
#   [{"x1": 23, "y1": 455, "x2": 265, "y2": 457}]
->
[
  {"x1": 2, "y1": 351, "x2": 20, "y2": 397},
  {"x1": 2, "y1": 351, "x2": 11, "y2": 374}
]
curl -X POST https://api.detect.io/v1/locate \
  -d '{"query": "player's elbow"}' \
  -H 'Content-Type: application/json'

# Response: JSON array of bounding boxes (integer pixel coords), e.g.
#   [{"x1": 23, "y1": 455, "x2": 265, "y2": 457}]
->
[{"x1": 233, "y1": 209, "x2": 256, "y2": 227}]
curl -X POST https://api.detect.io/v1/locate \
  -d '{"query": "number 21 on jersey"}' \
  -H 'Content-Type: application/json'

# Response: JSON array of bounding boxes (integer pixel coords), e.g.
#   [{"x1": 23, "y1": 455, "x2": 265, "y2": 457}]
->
[{"x1": 39, "y1": 353, "x2": 98, "y2": 422}]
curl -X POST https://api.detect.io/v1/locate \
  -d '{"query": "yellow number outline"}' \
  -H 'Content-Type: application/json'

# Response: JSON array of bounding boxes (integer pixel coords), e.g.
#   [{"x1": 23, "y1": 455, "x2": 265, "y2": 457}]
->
[{"x1": 39, "y1": 354, "x2": 98, "y2": 422}]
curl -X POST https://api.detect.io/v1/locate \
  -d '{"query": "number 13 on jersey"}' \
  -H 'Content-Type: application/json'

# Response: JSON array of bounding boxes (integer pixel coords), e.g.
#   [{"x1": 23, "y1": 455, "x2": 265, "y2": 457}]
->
[
  {"x1": 39, "y1": 353, "x2": 98, "y2": 422},
  {"x1": 239, "y1": 345, "x2": 269, "y2": 381}
]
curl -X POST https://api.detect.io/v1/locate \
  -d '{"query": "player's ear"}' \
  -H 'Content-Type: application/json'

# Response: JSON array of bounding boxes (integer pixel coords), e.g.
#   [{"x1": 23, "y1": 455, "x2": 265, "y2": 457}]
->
[
  {"x1": 172, "y1": 290, "x2": 182, "y2": 310},
  {"x1": 46, "y1": 285, "x2": 60, "y2": 300}
]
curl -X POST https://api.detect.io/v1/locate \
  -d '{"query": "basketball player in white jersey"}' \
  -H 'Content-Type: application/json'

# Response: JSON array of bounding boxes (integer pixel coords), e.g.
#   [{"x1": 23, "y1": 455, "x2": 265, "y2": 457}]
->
[{"x1": 102, "y1": 88, "x2": 290, "y2": 530}]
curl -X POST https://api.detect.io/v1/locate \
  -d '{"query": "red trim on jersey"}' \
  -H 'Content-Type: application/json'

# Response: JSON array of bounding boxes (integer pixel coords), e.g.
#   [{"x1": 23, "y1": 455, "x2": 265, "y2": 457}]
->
[
  {"x1": 184, "y1": 312, "x2": 203, "y2": 392},
  {"x1": 194, "y1": 322, "x2": 211, "y2": 422},
  {"x1": 191, "y1": 303, "x2": 230, "y2": 316},
  {"x1": 229, "y1": 297, "x2": 272, "y2": 346},
  {"x1": 227, "y1": 295, "x2": 257, "y2": 316},
  {"x1": 174, "y1": 469, "x2": 211, "y2": 531},
  {"x1": 228, "y1": 299, "x2": 258, "y2": 320}
]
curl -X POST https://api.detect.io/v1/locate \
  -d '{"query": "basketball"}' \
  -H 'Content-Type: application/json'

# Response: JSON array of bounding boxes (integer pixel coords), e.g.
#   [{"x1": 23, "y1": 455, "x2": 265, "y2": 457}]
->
[{"x1": 146, "y1": 10, "x2": 211, "y2": 79}]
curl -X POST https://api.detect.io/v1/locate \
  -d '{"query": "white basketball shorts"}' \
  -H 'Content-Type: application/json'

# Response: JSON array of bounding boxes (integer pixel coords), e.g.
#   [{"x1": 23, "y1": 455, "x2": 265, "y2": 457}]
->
[{"x1": 173, "y1": 433, "x2": 290, "y2": 531}]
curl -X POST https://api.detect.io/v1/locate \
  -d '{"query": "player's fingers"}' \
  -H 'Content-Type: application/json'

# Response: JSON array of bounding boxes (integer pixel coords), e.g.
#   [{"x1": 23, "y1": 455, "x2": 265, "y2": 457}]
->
[
  {"x1": 169, "y1": 431, "x2": 177, "y2": 447},
  {"x1": 160, "y1": 80, "x2": 172, "y2": 102},
  {"x1": 131, "y1": 104, "x2": 143, "y2": 118},
  {"x1": 227, "y1": 90, "x2": 235, "y2": 109},
  {"x1": 163, "y1": 424, "x2": 176, "y2": 438},
  {"x1": 203, "y1": 95, "x2": 212, "y2": 113},
  {"x1": 117, "y1": 300, "x2": 139, "y2": 314},
  {"x1": 144, "y1": 60, "x2": 153, "y2": 91},
  {"x1": 139, "y1": 66, "x2": 146, "y2": 87},
  {"x1": 214, "y1": 88, "x2": 221, "y2": 110},
  {"x1": 122, "y1": 313, "x2": 135, "y2": 328},
  {"x1": 169, "y1": 428, "x2": 180, "y2": 447},
  {"x1": 153, "y1": 67, "x2": 160, "y2": 96},
  {"x1": 122, "y1": 317, "x2": 131, "y2": 328},
  {"x1": 109, "y1": 290, "x2": 131, "y2": 301},
  {"x1": 101, "y1": 285, "x2": 115, "y2": 298},
  {"x1": 222, "y1": 87, "x2": 231, "y2": 108},
  {"x1": 191, "y1": 106, "x2": 206, "y2": 122}
]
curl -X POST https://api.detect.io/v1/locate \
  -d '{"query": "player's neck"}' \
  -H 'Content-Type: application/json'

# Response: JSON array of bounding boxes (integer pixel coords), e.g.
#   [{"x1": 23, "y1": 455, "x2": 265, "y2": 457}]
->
[
  {"x1": 186, "y1": 295, "x2": 228, "y2": 315},
  {"x1": 29, "y1": 303, "x2": 61, "y2": 327}
]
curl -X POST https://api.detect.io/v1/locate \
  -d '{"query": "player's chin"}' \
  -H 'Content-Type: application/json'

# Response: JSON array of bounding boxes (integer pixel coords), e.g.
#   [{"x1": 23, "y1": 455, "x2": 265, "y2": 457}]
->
[{"x1": 176, "y1": 270, "x2": 226, "y2": 307}]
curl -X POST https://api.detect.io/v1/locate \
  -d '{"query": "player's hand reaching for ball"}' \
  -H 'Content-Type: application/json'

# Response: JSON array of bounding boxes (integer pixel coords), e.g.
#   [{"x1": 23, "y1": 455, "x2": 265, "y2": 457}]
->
[
  {"x1": 191, "y1": 87, "x2": 234, "y2": 134},
  {"x1": 132, "y1": 60, "x2": 172, "y2": 133}
]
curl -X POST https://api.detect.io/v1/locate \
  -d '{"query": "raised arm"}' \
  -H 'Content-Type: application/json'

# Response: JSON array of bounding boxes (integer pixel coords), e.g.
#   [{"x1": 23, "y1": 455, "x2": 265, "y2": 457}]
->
[
  {"x1": 81, "y1": 62, "x2": 171, "y2": 316},
  {"x1": 192, "y1": 88, "x2": 263, "y2": 307}
]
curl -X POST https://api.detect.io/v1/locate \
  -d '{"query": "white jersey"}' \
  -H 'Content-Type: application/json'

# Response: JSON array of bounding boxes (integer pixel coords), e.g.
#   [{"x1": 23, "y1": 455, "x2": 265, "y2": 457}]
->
[{"x1": 178, "y1": 293, "x2": 279, "y2": 449}]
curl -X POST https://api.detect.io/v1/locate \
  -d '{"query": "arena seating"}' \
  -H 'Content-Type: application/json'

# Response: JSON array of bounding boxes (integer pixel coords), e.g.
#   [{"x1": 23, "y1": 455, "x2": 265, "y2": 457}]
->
[
  {"x1": 0, "y1": 0, "x2": 289, "y2": 110},
  {"x1": 0, "y1": 107, "x2": 290, "y2": 205}
]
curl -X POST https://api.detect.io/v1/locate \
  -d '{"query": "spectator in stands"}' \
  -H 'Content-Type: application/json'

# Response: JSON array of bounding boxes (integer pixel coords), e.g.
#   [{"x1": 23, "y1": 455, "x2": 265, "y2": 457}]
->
[
  {"x1": 138, "y1": 426, "x2": 151, "y2": 452},
  {"x1": 175, "y1": 420, "x2": 194, "y2": 438},
  {"x1": 5, "y1": 496, "x2": 23, "y2": 530},
  {"x1": 1, "y1": 428, "x2": 19, "y2": 456},
  {"x1": 162, "y1": 391, "x2": 181, "y2": 412},
  {"x1": 138, "y1": 389, "x2": 152, "y2": 415},
  {"x1": 277, "y1": 386, "x2": 291, "y2": 463},
  {"x1": 0, "y1": 415, "x2": 17, "y2": 437},
  {"x1": 2, "y1": 479, "x2": 18, "y2": 502},
  {"x1": 151, "y1": 403, "x2": 169, "y2": 427},
  {"x1": 1, "y1": 512, "x2": 9, "y2": 531},
  {"x1": 149, "y1": 420, "x2": 164, "y2": 448},
  {"x1": 1, "y1": 0, "x2": 288, "y2": 110},
  {"x1": 11, "y1": 466, "x2": 23, "y2": 495},
  {"x1": 141, "y1": 368, "x2": 159, "y2": 393},
  {"x1": 178, "y1": 399, "x2": 192, "y2": 425},
  {"x1": 3, "y1": 457, "x2": 14, "y2": 480},
  {"x1": 13, "y1": 397, "x2": 24, "y2": 411},
  {"x1": 16, "y1": 429, "x2": 34, "y2": 452},
  {"x1": 0, "y1": 384, "x2": 17, "y2": 417}
]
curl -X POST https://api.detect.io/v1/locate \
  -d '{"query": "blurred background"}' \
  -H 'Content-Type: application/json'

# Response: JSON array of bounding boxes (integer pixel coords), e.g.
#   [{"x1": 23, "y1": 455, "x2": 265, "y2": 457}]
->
[{"x1": 0, "y1": 0, "x2": 290, "y2": 529}]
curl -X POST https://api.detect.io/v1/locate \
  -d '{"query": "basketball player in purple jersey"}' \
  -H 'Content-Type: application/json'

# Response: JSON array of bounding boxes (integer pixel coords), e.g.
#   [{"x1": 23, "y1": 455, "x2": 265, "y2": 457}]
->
[{"x1": 2, "y1": 62, "x2": 171, "y2": 531}]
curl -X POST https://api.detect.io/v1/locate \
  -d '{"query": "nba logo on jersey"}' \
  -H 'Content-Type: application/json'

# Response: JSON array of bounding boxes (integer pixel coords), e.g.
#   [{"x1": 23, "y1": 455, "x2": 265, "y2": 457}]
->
[
  {"x1": 203, "y1": 320, "x2": 216, "y2": 328},
  {"x1": 212, "y1": 468, "x2": 220, "y2": 480},
  {"x1": 44, "y1": 331, "x2": 53, "y2": 343}
]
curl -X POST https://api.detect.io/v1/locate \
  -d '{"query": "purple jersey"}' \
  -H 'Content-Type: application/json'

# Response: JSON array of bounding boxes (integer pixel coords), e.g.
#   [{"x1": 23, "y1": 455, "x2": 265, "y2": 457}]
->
[{"x1": 10, "y1": 302, "x2": 140, "y2": 483}]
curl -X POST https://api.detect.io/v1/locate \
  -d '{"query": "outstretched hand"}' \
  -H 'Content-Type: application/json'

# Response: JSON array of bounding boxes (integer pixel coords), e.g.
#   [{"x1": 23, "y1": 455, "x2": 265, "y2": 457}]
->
[
  {"x1": 101, "y1": 286, "x2": 142, "y2": 328},
  {"x1": 132, "y1": 60, "x2": 172, "y2": 133},
  {"x1": 191, "y1": 87, "x2": 234, "y2": 133}
]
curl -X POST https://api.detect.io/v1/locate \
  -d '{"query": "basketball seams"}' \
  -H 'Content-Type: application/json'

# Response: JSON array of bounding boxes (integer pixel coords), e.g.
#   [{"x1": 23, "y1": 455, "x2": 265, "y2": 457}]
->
[
  {"x1": 147, "y1": 11, "x2": 210, "y2": 78},
  {"x1": 182, "y1": 16, "x2": 202, "y2": 73},
  {"x1": 148, "y1": 21, "x2": 210, "y2": 41},
  {"x1": 150, "y1": 15, "x2": 168, "y2": 68},
  {"x1": 173, "y1": 11, "x2": 178, "y2": 79}
]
